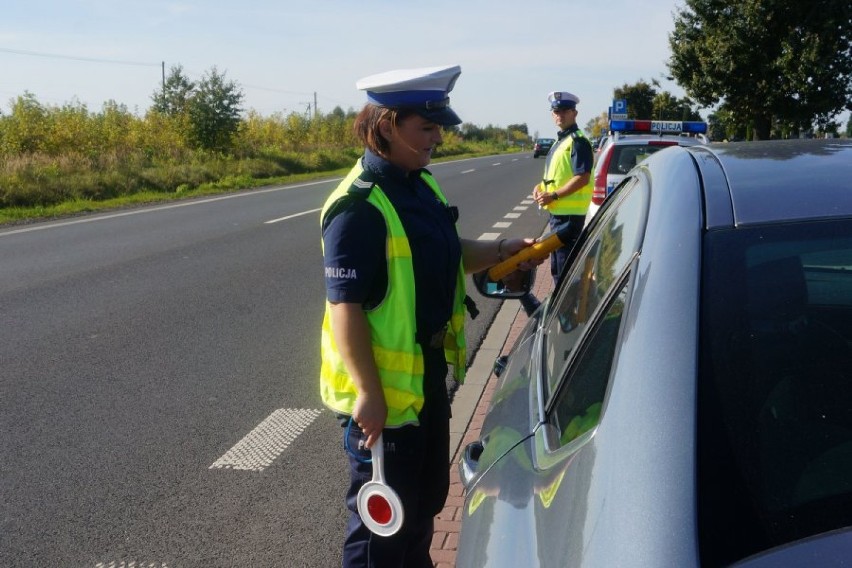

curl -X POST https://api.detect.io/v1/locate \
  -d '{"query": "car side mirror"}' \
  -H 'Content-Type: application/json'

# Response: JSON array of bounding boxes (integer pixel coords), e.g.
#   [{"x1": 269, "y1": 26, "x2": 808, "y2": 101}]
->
[{"x1": 472, "y1": 268, "x2": 535, "y2": 299}]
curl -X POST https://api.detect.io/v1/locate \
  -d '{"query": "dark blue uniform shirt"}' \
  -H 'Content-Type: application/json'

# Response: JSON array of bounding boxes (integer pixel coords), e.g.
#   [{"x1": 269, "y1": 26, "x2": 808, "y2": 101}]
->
[{"x1": 322, "y1": 150, "x2": 462, "y2": 339}]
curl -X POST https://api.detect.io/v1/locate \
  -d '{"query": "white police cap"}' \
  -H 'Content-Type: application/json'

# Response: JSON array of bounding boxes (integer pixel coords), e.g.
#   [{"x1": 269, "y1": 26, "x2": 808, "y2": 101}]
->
[
  {"x1": 548, "y1": 91, "x2": 580, "y2": 110},
  {"x1": 356, "y1": 65, "x2": 462, "y2": 126}
]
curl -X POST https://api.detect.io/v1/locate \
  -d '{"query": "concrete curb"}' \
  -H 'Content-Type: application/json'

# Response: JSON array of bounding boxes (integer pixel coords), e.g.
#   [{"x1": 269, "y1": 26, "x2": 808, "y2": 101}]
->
[
  {"x1": 431, "y1": 262, "x2": 555, "y2": 567},
  {"x1": 448, "y1": 299, "x2": 520, "y2": 458}
]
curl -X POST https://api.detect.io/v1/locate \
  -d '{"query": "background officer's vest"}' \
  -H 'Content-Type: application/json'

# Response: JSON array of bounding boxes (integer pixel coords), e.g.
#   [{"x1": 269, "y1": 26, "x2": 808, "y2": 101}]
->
[
  {"x1": 319, "y1": 162, "x2": 467, "y2": 427},
  {"x1": 542, "y1": 130, "x2": 594, "y2": 215}
]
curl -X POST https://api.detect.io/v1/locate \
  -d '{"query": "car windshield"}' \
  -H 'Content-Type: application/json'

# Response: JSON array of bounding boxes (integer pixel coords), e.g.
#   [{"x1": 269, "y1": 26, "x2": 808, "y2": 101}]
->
[
  {"x1": 608, "y1": 144, "x2": 672, "y2": 175},
  {"x1": 698, "y1": 218, "x2": 852, "y2": 565}
]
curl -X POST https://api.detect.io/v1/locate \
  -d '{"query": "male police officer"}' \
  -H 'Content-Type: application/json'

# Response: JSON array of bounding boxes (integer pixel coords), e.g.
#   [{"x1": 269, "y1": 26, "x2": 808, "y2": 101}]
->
[{"x1": 532, "y1": 91, "x2": 594, "y2": 283}]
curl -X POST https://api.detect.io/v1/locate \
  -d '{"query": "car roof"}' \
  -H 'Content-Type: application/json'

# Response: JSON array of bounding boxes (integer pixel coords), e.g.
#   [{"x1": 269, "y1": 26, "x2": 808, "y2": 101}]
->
[
  {"x1": 688, "y1": 139, "x2": 852, "y2": 228},
  {"x1": 610, "y1": 134, "x2": 704, "y2": 146}
]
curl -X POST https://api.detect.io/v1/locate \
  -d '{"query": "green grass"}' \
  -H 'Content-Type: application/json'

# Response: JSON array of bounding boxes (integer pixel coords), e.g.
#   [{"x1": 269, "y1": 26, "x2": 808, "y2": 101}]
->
[{"x1": 0, "y1": 149, "x2": 518, "y2": 226}]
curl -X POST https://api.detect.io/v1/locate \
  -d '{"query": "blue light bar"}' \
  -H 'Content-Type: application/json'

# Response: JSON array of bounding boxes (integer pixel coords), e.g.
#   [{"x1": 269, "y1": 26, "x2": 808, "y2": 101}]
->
[{"x1": 609, "y1": 119, "x2": 708, "y2": 134}]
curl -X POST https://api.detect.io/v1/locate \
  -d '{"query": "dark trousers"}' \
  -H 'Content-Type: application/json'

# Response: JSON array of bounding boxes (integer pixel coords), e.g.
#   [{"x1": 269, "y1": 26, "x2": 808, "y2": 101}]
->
[
  {"x1": 341, "y1": 345, "x2": 451, "y2": 568},
  {"x1": 548, "y1": 214, "x2": 585, "y2": 284}
]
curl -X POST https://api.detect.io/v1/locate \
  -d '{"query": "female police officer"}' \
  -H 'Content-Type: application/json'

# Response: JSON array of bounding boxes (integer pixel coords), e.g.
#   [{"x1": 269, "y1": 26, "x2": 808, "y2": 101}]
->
[{"x1": 319, "y1": 65, "x2": 534, "y2": 567}]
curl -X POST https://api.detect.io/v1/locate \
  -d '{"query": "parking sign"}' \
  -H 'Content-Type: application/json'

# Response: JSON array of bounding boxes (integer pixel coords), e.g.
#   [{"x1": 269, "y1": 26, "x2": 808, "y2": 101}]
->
[{"x1": 612, "y1": 99, "x2": 627, "y2": 120}]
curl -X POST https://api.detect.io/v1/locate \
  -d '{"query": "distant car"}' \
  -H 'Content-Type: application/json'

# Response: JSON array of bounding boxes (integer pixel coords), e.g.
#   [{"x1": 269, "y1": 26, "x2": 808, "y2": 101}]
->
[
  {"x1": 592, "y1": 135, "x2": 609, "y2": 152},
  {"x1": 586, "y1": 120, "x2": 708, "y2": 219},
  {"x1": 533, "y1": 138, "x2": 555, "y2": 158},
  {"x1": 458, "y1": 139, "x2": 852, "y2": 567}
]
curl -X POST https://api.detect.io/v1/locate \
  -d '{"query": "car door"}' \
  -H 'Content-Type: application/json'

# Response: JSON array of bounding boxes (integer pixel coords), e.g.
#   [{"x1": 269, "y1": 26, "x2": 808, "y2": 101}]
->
[{"x1": 457, "y1": 176, "x2": 650, "y2": 567}]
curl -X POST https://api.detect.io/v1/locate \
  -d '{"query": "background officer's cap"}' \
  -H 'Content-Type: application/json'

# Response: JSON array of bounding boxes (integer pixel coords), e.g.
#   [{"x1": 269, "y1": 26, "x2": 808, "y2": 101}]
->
[
  {"x1": 548, "y1": 91, "x2": 580, "y2": 110},
  {"x1": 356, "y1": 65, "x2": 463, "y2": 126}
]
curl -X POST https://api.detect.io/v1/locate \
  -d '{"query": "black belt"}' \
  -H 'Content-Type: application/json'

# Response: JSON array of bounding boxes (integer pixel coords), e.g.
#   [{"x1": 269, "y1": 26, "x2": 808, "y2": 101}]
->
[{"x1": 417, "y1": 325, "x2": 448, "y2": 349}]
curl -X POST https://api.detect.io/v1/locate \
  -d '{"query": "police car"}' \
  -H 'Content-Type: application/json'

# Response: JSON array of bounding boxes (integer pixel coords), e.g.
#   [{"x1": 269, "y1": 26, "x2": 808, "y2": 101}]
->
[{"x1": 586, "y1": 119, "x2": 708, "y2": 220}]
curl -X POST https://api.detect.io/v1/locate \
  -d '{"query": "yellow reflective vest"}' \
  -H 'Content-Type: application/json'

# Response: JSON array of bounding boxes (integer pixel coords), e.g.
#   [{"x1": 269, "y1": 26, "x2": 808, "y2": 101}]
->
[
  {"x1": 542, "y1": 129, "x2": 594, "y2": 216},
  {"x1": 319, "y1": 161, "x2": 467, "y2": 427}
]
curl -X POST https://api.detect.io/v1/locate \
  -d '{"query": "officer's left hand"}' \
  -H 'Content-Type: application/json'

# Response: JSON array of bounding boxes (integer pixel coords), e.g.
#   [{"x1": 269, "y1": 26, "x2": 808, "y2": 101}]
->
[
  {"x1": 533, "y1": 191, "x2": 557, "y2": 207},
  {"x1": 502, "y1": 238, "x2": 546, "y2": 269}
]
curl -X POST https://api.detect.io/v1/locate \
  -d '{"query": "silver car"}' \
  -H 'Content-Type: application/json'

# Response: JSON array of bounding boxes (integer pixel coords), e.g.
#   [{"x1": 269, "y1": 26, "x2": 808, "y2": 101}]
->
[{"x1": 458, "y1": 139, "x2": 852, "y2": 567}]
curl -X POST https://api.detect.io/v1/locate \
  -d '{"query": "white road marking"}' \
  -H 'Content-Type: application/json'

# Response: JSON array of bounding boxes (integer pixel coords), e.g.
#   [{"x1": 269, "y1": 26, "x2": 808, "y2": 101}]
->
[
  {"x1": 513, "y1": 206, "x2": 528, "y2": 211},
  {"x1": 95, "y1": 562, "x2": 169, "y2": 568},
  {"x1": 493, "y1": 222, "x2": 512, "y2": 229},
  {"x1": 478, "y1": 232, "x2": 501, "y2": 241},
  {"x1": 504, "y1": 213, "x2": 521, "y2": 219},
  {"x1": 521, "y1": 200, "x2": 534, "y2": 205},
  {"x1": 491, "y1": 163, "x2": 501, "y2": 166},
  {"x1": 210, "y1": 408, "x2": 322, "y2": 472},
  {"x1": 461, "y1": 169, "x2": 476, "y2": 174},
  {"x1": 0, "y1": 180, "x2": 337, "y2": 238},
  {"x1": 264, "y1": 207, "x2": 321, "y2": 224}
]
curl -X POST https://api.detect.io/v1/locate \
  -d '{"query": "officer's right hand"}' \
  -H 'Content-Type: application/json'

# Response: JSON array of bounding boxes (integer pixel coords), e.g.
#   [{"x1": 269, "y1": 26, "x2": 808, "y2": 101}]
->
[{"x1": 353, "y1": 389, "x2": 387, "y2": 449}]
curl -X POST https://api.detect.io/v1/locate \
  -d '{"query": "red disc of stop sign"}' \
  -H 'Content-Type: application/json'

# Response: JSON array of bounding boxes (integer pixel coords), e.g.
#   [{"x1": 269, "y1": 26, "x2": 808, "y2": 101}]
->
[{"x1": 356, "y1": 433, "x2": 404, "y2": 536}]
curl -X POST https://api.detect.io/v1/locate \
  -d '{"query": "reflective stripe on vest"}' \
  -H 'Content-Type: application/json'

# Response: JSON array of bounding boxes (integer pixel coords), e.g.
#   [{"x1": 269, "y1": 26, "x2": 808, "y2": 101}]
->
[
  {"x1": 319, "y1": 162, "x2": 467, "y2": 427},
  {"x1": 543, "y1": 131, "x2": 594, "y2": 215}
]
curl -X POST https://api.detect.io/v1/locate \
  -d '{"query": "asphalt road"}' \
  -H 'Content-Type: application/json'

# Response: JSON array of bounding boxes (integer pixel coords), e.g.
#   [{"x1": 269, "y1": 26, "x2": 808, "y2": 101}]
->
[{"x1": 0, "y1": 152, "x2": 549, "y2": 567}]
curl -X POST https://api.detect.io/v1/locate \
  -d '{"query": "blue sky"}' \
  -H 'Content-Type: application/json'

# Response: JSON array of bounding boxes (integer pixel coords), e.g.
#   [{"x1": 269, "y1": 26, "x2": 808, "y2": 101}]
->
[{"x1": 1, "y1": 1, "x2": 720, "y2": 138}]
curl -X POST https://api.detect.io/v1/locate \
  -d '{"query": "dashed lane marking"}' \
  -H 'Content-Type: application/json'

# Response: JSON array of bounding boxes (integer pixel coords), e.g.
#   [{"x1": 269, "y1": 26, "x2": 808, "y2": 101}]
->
[
  {"x1": 493, "y1": 222, "x2": 512, "y2": 229},
  {"x1": 210, "y1": 408, "x2": 322, "y2": 472},
  {"x1": 478, "y1": 232, "x2": 500, "y2": 241},
  {"x1": 264, "y1": 207, "x2": 321, "y2": 224},
  {"x1": 95, "y1": 562, "x2": 170, "y2": 568}
]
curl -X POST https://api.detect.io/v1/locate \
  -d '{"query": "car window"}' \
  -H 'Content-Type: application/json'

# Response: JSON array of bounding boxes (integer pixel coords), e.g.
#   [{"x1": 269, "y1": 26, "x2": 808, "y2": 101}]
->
[
  {"x1": 542, "y1": 174, "x2": 648, "y2": 400},
  {"x1": 551, "y1": 283, "x2": 628, "y2": 447},
  {"x1": 698, "y1": 219, "x2": 852, "y2": 565}
]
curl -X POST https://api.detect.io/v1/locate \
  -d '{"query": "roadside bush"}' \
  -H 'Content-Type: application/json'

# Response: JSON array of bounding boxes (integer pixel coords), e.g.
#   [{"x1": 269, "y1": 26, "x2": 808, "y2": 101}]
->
[{"x1": 0, "y1": 92, "x2": 517, "y2": 213}]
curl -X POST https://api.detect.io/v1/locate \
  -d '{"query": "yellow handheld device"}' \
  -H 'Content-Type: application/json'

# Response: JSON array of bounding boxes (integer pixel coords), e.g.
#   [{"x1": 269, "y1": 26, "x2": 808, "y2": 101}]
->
[{"x1": 488, "y1": 224, "x2": 569, "y2": 282}]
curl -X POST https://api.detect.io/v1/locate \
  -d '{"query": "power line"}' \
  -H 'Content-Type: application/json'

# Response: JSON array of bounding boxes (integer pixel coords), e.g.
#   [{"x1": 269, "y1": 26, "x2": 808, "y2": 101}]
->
[
  {"x1": 2, "y1": 47, "x2": 358, "y2": 113},
  {"x1": 0, "y1": 47, "x2": 159, "y2": 67}
]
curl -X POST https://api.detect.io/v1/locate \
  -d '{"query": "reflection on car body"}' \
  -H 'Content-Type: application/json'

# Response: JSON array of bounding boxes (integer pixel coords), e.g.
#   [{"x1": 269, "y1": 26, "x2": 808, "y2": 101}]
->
[{"x1": 457, "y1": 139, "x2": 852, "y2": 567}]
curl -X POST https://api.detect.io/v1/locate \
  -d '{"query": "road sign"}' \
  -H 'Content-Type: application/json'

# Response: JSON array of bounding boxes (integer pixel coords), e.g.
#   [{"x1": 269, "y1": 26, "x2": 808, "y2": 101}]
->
[{"x1": 611, "y1": 99, "x2": 627, "y2": 120}]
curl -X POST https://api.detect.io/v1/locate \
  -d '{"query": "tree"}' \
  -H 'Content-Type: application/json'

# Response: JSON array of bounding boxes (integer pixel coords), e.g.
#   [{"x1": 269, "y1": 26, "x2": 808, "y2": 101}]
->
[
  {"x1": 151, "y1": 65, "x2": 195, "y2": 116},
  {"x1": 668, "y1": 0, "x2": 852, "y2": 140},
  {"x1": 611, "y1": 80, "x2": 701, "y2": 123},
  {"x1": 614, "y1": 80, "x2": 657, "y2": 119},
  {"x1": 150, "y1": 65, "x2": 244, "y2": 151},
  {"x1": 585, "y1": 112, "x2": 609, "y2": 138},
  {"x1": 188, "y1": 67, "x2": 244, "y2": 151}
]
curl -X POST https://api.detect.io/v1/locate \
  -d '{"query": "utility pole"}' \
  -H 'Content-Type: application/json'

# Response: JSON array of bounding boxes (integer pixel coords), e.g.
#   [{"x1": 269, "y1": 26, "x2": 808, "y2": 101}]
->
[
  {"x1": 161, "y1": 61, "x2": 166, "y2": 101},
  {"x1": 314, "y1": 91, "x2": 318, "y2": 119}
]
